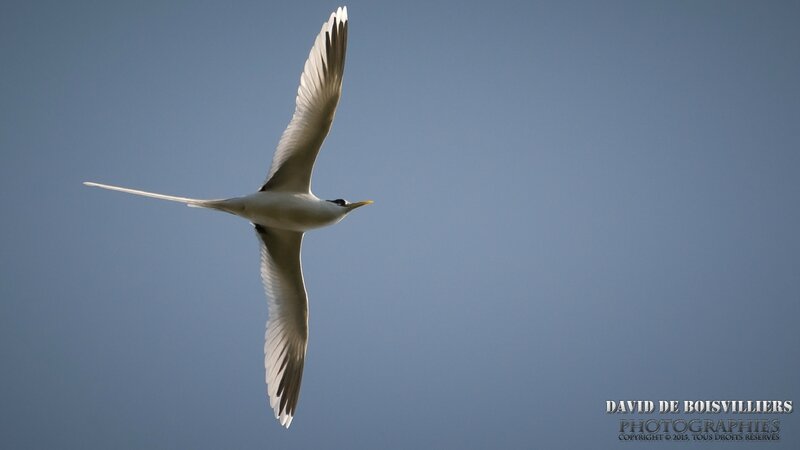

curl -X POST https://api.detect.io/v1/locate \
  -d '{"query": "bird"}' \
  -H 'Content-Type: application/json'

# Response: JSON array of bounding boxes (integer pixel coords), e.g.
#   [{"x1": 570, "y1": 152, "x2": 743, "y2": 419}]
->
[{"x1": 84, "y1": 6, "x2": 369, "y2": 428}]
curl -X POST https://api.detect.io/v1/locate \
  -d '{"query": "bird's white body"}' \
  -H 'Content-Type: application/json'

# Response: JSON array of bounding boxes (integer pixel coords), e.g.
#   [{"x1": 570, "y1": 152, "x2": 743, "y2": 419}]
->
[
  {"x1": 84, "y1": 7, "x2": 364, "y2": 428},
  {"x1": 214, "y1": 192, "x2": 348, "y2": 231}
]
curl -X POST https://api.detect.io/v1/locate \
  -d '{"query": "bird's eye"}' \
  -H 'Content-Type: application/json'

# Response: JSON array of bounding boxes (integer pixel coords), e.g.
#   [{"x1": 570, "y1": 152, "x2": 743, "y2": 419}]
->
[{"x1": 328, "y1": 199, "x2": 347, "y2": 206}]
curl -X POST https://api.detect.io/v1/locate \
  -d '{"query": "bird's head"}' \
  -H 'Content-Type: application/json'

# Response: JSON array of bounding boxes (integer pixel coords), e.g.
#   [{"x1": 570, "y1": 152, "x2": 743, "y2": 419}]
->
[{"x1": 326, "y1": 198, "x2": 374, "y2": 212}]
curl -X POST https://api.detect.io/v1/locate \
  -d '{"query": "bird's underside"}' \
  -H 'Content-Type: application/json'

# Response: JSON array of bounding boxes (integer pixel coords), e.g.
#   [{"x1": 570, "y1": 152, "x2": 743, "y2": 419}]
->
[{"x1": 84, "y1": 6, "x2": 361, "y2": 429}]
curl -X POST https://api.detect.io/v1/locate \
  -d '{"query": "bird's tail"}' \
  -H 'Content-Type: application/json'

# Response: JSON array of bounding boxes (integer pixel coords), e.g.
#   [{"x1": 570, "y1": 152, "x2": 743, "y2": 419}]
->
[{"x1": 83, "y1": 181, "x2": 216, "y2": 209}]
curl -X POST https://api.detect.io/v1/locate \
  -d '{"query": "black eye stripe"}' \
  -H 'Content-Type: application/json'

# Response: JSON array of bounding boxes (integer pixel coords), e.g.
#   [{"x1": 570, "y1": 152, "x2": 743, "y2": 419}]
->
[{"x1": 327, "y1": 199, "x2": 347, "y2": 206}]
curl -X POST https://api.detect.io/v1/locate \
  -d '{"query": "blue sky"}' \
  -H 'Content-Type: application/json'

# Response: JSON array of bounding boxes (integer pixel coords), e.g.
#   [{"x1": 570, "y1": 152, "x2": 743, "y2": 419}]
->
[{"x1": 2, "y1": 1, "x2": 799, "y2": 448}]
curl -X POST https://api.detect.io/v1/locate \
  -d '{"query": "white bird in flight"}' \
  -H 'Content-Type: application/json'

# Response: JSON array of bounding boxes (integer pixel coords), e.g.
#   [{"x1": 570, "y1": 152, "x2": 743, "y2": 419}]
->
[{"x1": 85, "y1": 6, "x2": 370, "y2": 428}]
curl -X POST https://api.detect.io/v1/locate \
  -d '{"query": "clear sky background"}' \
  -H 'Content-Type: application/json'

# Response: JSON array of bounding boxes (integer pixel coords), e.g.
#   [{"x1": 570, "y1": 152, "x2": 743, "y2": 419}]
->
[{"x1": 1, "y1": 1, "x2": 799, "y2": 449}]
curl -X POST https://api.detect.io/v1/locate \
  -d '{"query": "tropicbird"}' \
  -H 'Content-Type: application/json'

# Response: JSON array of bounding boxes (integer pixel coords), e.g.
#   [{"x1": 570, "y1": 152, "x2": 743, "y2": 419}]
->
[{"x1": 84, "y1": 6, "x2": 370, "y2": 428}]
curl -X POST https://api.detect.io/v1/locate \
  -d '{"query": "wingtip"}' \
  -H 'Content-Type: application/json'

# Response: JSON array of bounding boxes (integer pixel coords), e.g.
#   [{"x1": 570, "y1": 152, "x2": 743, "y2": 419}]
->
[
  {"x1": 326, "y1": 8, "x2": 346, "y2": 34},
  {"x1": 332, "y1": 6, "x2": 347, "y2": 25},
  {"x1": 276, "y1": 409, "x2": 294, "y2": 428},
  {"x1": 269, "y1": 386, "x2": 296, "y2": 429}
]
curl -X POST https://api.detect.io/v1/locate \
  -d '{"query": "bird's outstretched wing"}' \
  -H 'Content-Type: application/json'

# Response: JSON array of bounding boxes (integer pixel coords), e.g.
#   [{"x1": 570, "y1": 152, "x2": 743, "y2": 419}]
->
[
  {"x1": 261, "y1": 7, "x2": 348, "y2": 193},
  {"x1": 255, "y1": 225, "x2": 308, "y2": 428}
]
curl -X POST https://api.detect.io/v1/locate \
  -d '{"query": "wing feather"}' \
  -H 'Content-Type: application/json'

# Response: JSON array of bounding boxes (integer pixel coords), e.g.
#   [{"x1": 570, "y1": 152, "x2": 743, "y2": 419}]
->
[
  {"x1": 255, "y1": 225, "x2": 308, "y2": 428},
  {"x1": 261, "y1": 7, "x2": 348, "y2": 193}
]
